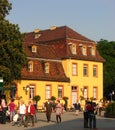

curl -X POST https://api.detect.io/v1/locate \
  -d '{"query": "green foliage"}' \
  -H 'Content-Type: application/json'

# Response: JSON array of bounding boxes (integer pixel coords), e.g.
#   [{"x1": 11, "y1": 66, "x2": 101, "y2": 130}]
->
[
  {"x1": 0, "y1": 0, "x2": 27, "y2": 85},
  {"x1": 105, "y1": 102, "x2": 115, "y2": 115},
  {"x1": 97, "y1": 39, "x2": 115, "y2": 98},
  {"x1": 63, "y1": 96, "x2": 69, "y2": 105},
  {"x1": 33, "y1": 95, "x2": 41, "y2": 104},
  {"x1": 0, "y1": 0, "x2": 12, "y2": 20},
  {"x1": 50, "y1": 96, "x2": 56, "y2": 101}
]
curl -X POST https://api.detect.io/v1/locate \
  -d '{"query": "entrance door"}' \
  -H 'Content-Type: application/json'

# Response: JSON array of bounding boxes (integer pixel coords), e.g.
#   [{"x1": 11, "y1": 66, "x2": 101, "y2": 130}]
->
[{"x1": 71, "y1": 86, "x2": 78, "y2": 108}]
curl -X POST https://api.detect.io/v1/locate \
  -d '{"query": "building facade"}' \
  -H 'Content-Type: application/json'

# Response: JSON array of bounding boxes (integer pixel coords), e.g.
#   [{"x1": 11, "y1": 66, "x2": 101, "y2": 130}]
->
[{"x1": 7, "y1": 26, "x2": 105, "y2": 109}]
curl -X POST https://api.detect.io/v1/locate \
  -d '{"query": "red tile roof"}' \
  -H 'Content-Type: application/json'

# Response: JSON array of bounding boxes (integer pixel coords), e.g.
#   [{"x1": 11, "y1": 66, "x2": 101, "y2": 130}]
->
[
  {"x1": 22, "y1": 25, "x2": 105, "y2": 81},
  {"x1": 21, "y1": 60, "x2": 70, "y2": 82},
  {"x1": 24, "y1": 26, "x2": 94, "y2": 43}
]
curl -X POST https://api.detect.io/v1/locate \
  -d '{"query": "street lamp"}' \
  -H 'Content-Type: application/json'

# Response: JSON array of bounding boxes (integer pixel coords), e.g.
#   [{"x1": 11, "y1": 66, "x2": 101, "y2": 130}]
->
[
  {"x1": 0, "y1": 77, "x2": 3, "y2": 87},
  {"x1": 109, "y1": 90, "x2": 114, "y2": 102},
  {"x1": 23, "y1": 85, "x2": 29, "y2": 95}
]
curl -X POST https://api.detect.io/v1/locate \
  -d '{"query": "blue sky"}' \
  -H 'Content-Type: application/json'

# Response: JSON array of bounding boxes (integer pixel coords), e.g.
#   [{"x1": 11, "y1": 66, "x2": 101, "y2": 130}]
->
[{"x1": 7, "y1": 0, "x2": 115, "y2": 41}]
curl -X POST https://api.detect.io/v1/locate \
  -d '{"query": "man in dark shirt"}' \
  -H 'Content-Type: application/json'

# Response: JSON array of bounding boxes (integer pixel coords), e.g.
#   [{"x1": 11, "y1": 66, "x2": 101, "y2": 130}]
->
[{"x1": 44, "y1": 99, "x2": 52, "y2": 122}]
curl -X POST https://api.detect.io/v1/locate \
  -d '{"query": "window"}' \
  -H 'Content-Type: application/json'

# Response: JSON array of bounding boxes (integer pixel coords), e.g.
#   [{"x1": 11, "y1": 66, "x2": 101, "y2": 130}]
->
[
  {"x1": 58, "y1": 86, "x2": 63, "y2": 98},
  {"x1": 72, "y1": 86, "x2": 77, "y2": 91},
  {"x1": 45, "y1": 62, "x2": 50, "y2": 73},
  {"x1": 82, "y1": 46, "x2": 87, "y2": 56},
  {"x1": 28, "y1": 61, "x2": 33, "y2": 72},
  {"x1": 70, "y1": 44, "x2": 77, "y2": 54},
  {"x1": 34, "y1": 33, "x2": 41, "y2": 39},
  {"x1": 72, "y1": 63, "x2": 77, "y2": 76},
  {"x1": 83, "y1": 64, "x2": 88, "y2": 76},
  {"x1": 10, "y1": 84, "x2": 17, "y2": 98},
  {"x1": 46, "y1": 85, "x2": 51, "y2": 99},
  {"x1": 29, "y1": 85, "x2": 35, "y2": 99},
  {"x1": 91, "y1": 46, "x2": 96, "y2": 56},
  {"x1": 84, "y1": 87, "x2": 88, "y2": 99},
  {"x1": 32, "y1": 45, "x2": 37, "y2": 53},
  {"x1": 93, "y1": 87, "x2": 97, "y2": 99},
  {"x1": 93, "y1": 65, "x2": 98, "y2": 77}
]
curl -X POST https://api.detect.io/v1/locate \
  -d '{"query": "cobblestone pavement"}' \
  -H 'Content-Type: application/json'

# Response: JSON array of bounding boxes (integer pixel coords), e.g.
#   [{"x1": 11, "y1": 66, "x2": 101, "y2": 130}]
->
[{"x1": 0, "y1": 111, "x2": 115, "y2": 130}]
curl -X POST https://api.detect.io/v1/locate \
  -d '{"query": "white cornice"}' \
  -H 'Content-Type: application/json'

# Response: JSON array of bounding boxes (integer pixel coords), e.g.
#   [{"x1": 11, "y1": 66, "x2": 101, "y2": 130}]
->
[
  {"x1": 67, "y1": 37, "x2": 95, "y2": 44},
  {"x1": 27, "y1": 57, "x2": 61, "y2": 62}
]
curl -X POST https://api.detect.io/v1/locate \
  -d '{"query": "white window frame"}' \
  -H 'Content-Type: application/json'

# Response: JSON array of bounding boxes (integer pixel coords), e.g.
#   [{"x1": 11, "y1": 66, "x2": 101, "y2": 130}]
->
[
  {"x1": 29, "y1": 85, "x2": 35, "y2": 99},
  {"x1": 70, "y1": 44, "x2": 77, "y2": 54},
  {"x1": 84, "y1": 87, "x2": 88, "y2": 99},
  {"x1": 72, "y1": 63, "x2": 77, "y2": 76},
  {"x1": 91, "y1": 47, "x2": 96, "y2": 56},
  {"x1": 28, "y1": 61, "x2": 33, "y2": 72},
  {"x1": 45, "y1": 63, "x2": 49, "y2": 73},
  {"x1": 93, "y1": 65, "x2": 97, "y2": 77},
  {"x1": 93, "y1": 87, "x2": 97, "y2": 99},
  {"x1": 46, "y1": 85, "x2": 51, "y2": 99},
  {"x1": 82, "y1": 46, "x2": 87, "y2": 56},
  {"x1": 58, "y1": 86, "x2": 63, "y2": 98},
  {"x1": 83, "y1": 64, "x2": 88, "y2": 76},
  {"x1": 32, "y1": 45, "x2": 37, "y2": 53}
]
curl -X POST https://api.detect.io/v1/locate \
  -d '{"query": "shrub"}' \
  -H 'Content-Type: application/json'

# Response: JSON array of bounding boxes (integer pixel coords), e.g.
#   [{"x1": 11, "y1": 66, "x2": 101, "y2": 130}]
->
[{"x1": 105, "y1": 101, "x2": 115, "y2": 115}]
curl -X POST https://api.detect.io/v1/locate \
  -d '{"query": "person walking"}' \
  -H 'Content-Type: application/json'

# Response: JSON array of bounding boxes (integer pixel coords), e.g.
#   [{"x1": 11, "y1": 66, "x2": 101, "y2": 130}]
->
[
  {"x1": 84, "y1": 100, "x2": 90, "y2": 128},
  {"x1": 98, "y1": 99, "x2": 103, "y2": 116},
  {"x1": 55, "y1": 100, "x2": 63, "y2": 123},
  {"x1": 33, "y1": 101, "x2": 37, "y2": 123},
  {"x1": 1, "y1": 97, "x2": 8, "y2": 124},
  {"x1": 18, "y1": 100, "x2": 26, "y2": 127},
  {"x1": 8, "y1": 98, "x2": 16, "y2": 123},
  {"x1": 86, "y1": 101, "x2": 96, "y2": 129},
  {"x1": 24, "y1": 100, "x2": 35, "y2": 127},
  {"x1": 73, "y1": 100, "x2": 81, "y2": 116},
  {"x1": 44, "y1": 99, "x2": 53, "y2": 122}
]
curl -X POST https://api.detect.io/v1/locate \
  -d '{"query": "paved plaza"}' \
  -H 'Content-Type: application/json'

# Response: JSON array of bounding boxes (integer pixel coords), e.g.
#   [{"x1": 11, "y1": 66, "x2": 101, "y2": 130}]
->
[{"x1": 0, "y1": 111, "x2": 115, "y2": 130}]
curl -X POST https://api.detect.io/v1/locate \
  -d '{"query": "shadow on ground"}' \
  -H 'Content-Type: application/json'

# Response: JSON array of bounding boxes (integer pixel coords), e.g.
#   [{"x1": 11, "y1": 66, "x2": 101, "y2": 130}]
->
[{"x1": 26, "y1": 117, "x2": 115, "y2": 130}]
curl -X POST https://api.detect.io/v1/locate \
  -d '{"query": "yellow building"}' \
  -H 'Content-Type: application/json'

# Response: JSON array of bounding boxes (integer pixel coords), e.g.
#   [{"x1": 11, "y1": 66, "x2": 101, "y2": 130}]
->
[{"x1": 8, "y1": 26, "x2": 104, "y2": 109}]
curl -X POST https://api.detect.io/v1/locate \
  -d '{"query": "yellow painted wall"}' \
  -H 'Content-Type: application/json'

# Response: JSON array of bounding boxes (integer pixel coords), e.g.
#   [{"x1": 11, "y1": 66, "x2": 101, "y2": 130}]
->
[
  {"x1": 15, "y1": 80, "x2": 69, "y2": 109},
  {"x1": 62, "y1": 59, "x2": 103, "y2": 107},
  {"x1": 6, "y1": 59, "x2": 103, "y2": 110}
]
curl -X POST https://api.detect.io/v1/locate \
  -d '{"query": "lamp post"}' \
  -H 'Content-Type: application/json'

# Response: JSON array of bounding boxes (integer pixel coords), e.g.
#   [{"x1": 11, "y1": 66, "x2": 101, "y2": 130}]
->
[
  {"x1": 0, "y1": 77, "x2": 3, "y2": 87},
  {"x1": 23, "y1": 85, "x2": 29, "y2": 95},
  {"x1": 109, "y1": 90, "x2": 114, "y2": 102}
]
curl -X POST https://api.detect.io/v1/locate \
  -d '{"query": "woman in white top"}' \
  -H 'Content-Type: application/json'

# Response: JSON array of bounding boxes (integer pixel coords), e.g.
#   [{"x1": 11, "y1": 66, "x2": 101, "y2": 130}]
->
[{"x1": 18, "y1": 100, "x2": 26, "y2": 126}]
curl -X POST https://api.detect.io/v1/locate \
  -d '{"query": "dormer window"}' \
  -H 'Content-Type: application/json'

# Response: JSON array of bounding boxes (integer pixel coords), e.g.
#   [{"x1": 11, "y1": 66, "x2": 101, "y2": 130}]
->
[
  {"x1": 28, "y1": 61, "x2": 33, "y2": 72},
  {"x1": 91, "y1": 46, "x2": 96, "y2": 56},
  {"x1": 32, "y1": 45, "x2": 37, "y2": 53},
  {"x1": 45, "y1": 62, "x2": 50, "y2": 73},
  {"x1": 68, "y1": 43, "x2": 77, "y2": 54},
  {"x1": 82, "y1": 46, "x2": 87, "y2": 56},
  {"x1": 34, "y1": 33, "x2": 41, "y2": 39},
  {"x1": 34, "y1": 29, "x2": 41, "y2": 39}
]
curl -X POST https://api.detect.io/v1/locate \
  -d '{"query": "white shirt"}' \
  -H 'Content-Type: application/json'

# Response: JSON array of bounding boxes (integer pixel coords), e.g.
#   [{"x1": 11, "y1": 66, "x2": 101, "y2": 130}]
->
[
  {"x1": 19, "y1": 104, "x2": 26, "y2": 114},
  {"x1": 28, "y1": 105, "x2": 31, "y2": 113}
]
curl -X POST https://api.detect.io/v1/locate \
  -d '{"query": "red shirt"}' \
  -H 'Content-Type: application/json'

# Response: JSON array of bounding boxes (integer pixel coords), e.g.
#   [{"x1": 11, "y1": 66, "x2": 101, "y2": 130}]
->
[
  {"x1": 9, "y1": 102, "x2": 16, "y2": 112},
  {"x1": 26, "y1": 104, "x2": 35, "y2": 115}
]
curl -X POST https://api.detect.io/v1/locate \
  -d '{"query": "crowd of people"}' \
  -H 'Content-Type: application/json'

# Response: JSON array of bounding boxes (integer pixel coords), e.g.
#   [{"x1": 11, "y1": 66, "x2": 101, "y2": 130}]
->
[
  {"x1": 0, "y1": 97, "x2": 37, "y2": 127},
  {"x1": 0, "y1": 97, "x2": 64, "y2": 127},
  {"x1": 0, "y1": 97, "x2": 110, "y2": 128}
]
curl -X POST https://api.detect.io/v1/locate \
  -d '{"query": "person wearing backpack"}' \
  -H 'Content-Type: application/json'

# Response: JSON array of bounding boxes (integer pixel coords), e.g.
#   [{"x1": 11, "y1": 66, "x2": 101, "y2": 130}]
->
[{"x1": 86, "y1": 101, "x2": 96, "y2": 129}]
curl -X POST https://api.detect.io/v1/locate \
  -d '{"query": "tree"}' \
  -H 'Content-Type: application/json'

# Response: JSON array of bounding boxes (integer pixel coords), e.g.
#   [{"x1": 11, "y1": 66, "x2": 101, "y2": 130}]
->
[
  {"x1": 0, "y1": 0, "x2": 27, "y2": 85},
  {"x1": 97, "y1": 39, "x2": 115, "y2": 99},
  {"x1": 50, "y1": 96, "x2": 56, "y2": 102},
  {"x1": 63, "y1": 96, "x2": 69, "y2": 111},
  {"x1": 33, "y1": 95, "x2": 41, "y2": 109}
]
